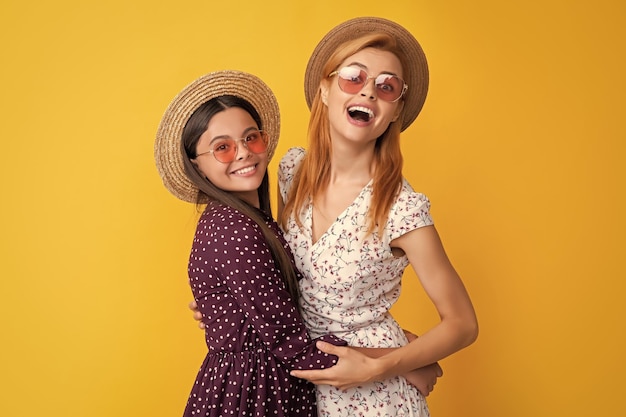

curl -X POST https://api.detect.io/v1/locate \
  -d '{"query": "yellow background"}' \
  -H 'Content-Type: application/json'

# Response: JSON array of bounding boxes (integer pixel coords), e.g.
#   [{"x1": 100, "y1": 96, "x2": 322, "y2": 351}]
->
[{"x1": 1, "y1": 1, "x2": 624, "y2": 416}]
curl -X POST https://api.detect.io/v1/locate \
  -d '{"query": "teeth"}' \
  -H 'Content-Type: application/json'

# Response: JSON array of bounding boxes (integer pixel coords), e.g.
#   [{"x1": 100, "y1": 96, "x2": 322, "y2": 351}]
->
[
  {"x1": 233, "y1": 166, "x2": 255, "y2": 175},
  {"x1": 348, "y1": 106, "x2": 374, "y2": 118}
]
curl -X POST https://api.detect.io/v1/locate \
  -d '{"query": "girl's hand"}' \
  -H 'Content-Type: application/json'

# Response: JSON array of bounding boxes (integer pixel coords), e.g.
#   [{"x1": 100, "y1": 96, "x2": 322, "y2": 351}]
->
[
  {"x1": 403, "y1": 362, "x2": 443, "y2": 396},
  {"x1": 403, "y1": 328, "x2": 418, "y2": 342},
  {"x1": 401, "y1": 328, "x2": 443, "y2": 395}
]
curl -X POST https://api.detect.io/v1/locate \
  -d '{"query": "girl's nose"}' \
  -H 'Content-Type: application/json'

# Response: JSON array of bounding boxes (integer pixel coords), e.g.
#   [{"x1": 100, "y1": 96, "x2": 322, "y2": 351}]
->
[{"x1": 235, "y1": 139, "x2": 251, "y2": 160}]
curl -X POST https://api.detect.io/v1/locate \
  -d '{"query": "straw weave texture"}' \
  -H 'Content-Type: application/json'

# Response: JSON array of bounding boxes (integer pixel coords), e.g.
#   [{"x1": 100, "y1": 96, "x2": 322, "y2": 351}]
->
[
  {"x1": 304, "y1": 17, "x2": 429, "y2": 132},
  {"x1": 155, "y1": 71, "x2": 280, "y2": 203}
]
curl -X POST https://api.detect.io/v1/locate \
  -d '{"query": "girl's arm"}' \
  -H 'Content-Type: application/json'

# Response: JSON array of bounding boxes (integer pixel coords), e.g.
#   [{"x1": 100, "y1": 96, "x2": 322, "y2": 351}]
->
[{"x1": 197, "y1": 212, "x2": 346, "y2": 371}]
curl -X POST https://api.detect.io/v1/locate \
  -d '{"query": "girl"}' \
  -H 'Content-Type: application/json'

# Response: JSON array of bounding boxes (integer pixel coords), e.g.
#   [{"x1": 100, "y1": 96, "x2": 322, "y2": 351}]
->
[{"x1": 154, "y1": 70, "x2": 347, "y2": 417}]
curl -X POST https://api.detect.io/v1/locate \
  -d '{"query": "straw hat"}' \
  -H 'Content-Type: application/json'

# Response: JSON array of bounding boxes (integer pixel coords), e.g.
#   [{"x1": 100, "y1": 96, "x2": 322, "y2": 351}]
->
[
  {"x1": 155, "y1": 70, "x2": 280, "y2": 203},
  {"x1": 304, "y1": 17, "x2": 429, "y2": 131}
]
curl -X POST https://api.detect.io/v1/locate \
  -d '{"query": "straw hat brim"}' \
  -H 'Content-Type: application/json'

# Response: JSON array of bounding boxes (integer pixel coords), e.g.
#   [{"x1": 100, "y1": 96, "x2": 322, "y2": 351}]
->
[
  {"x1": 304, "y1": 17, "x2": 429, "y2": 132},
  {"x1": 155, "y1": 70, "x2": 280, "y2": 203}
]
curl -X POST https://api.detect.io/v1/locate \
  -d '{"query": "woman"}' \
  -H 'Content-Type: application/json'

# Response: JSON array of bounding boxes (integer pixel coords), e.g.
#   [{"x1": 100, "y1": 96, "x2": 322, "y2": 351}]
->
[
  {"x1": 281, "y1": 17, "x2": 479, "y2": 416},
  {"x1": 154, "y1": 70, "x2": 348, "y2": 417}
]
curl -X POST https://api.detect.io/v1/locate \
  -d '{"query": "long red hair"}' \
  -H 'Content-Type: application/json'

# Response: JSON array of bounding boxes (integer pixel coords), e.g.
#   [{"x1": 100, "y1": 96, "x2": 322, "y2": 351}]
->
[{"x1": 281, "y1": 33, "x2": 407, "y2": 235}]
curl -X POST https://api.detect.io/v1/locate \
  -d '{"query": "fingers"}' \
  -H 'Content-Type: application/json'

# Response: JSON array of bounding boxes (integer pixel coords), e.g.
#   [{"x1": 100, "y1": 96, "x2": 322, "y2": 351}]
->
[
  {"x1": 403, "y1": 328, "x2": 418, "y2": 342},
  {"x1": 188, "y1": 300, "x2": 205, "y2": 329},
  {"x1": 290, "y1": 369, "x2": 352, "y2": 391},
  {"x1": 315, "y1": 341, "x2": 353, "y2": 359},
  {"x1": 434, "y1": 362, "x2": 444, "y2": 377},
  {"x1": 316, "y1": 340, "x2": 342, "y2": 355},
  {"x1": 421, "y1": 363, "x2": 442, "y2": 396},
  {"x1": 290, "y1": 369, "x2": 324, "y2": 381}
]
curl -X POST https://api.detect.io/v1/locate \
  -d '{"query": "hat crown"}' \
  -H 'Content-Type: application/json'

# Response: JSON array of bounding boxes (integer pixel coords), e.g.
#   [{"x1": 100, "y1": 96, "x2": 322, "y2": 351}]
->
[{"x1": 304, "y1": 17, "x2": 428, "y2": 131}]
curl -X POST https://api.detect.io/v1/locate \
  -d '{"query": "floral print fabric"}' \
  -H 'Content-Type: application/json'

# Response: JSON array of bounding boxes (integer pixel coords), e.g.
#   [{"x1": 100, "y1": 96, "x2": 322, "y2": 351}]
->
[{"x1": 279, "y1": 147, "x2": 434, "y2": 416}]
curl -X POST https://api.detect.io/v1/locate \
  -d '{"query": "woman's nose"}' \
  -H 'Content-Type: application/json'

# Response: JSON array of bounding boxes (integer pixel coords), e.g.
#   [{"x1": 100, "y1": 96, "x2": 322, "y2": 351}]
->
[{"x1": 360, "y1": 78, "x2": 377, "y2": 100}]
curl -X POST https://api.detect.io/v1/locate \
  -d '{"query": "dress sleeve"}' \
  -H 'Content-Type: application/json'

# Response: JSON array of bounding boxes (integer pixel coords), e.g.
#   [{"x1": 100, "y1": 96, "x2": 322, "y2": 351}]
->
[
  {"x1": 386, "y1": 179, "x2": 435, "y2": 242},
  {"x1": 209, "y1": 208, "x2": 346, "y2": 371},
  {"x1": 277, "y1": 147, "x2": 306, "y2": 204}
]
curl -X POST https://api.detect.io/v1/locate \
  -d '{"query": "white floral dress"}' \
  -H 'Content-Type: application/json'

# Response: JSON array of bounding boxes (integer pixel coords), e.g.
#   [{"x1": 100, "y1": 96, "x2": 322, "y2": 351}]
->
[{"x1": 279, "y1": 147, "x2": 434, "y2": 417}]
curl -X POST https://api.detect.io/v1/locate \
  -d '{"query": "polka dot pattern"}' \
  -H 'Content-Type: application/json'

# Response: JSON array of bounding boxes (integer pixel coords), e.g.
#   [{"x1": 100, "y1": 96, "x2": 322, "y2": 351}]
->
[{"x1": 183, "y1": 203, "x2": 346, "y2": 417}]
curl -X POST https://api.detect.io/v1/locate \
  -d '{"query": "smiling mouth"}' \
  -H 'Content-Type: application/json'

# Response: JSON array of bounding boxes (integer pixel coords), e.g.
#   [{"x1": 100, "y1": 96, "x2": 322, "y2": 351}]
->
[
  {"x1": 232, "y1": 164, "x2": 256, "y2": 175},
  {"x1": 348, "y1": 105, "x2": 374, "y2": 122}
]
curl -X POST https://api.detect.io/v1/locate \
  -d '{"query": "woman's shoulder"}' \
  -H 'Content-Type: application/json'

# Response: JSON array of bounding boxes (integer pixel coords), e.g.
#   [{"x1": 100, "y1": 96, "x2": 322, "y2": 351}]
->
[
  {"x1": 391, "y1": 179, "x2": 433, "y2": 220},
  {"x1": 278, "y1": 147, "x2": 306, "y2": 169},
  {"x1": 398, "y1": 178, "x2": 430, "y2": 204},
  {"x1": 384, "y1": 179, "x2": 434, "y2": 239},
  {"x1": 278, "y1": 147, "x2": 306, "y2": 192}
]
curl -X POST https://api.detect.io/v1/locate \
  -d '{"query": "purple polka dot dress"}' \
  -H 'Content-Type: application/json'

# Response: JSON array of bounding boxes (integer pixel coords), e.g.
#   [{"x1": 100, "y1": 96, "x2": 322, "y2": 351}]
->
[{"x1": 183, "y1": 203, "x2": 346, "y2": 417}]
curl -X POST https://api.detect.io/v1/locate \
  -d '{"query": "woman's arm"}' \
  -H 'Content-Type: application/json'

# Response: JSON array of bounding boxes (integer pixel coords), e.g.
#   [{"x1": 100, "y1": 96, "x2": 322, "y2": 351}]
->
[
  {"x1": 189, "y1": 301, "x2": 443, "y2": 394},
  {"x1": 290, "y1": 225, "x2": 478, "y2": 389},
  {"x1": 389, "y1": 225, "x2": 479, "y2": 367}
]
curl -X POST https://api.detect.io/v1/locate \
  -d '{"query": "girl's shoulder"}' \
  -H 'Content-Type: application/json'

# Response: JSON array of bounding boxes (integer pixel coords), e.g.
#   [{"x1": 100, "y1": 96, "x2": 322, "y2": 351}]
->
[{"x1": 198, "y1": 203, "x2": 263, "y2": 236}]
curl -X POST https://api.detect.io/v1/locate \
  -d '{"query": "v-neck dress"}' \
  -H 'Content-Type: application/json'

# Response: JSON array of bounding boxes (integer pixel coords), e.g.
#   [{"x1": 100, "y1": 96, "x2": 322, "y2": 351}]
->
[
  {"x1": 278, "y1": 147, "x2": 434, "y2": 417},
  {"x1": 183, "y1": 202, "x2": 347, "y2": 417}
]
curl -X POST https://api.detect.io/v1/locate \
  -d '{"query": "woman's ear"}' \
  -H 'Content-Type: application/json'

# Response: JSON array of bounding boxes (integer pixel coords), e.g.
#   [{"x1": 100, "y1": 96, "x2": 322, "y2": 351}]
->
[
  {"x1": 320, "y1": 83, "x2": 329, "y2": 106},
  {"x1": 392, "y1": 100, "x2": 405, "y2": 122}
]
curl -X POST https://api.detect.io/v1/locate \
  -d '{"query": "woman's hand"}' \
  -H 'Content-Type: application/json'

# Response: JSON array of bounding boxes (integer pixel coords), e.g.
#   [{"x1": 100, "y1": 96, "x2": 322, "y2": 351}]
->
[
  {"x1": 188, "y1": 300, "x2": 205, "y2": 329},
  {"x1": 290, "y1": 341, "x2": 382, "y2": 391},
  {"x1": 291, "y1": 337, "x2": 443, "y2": 395}
]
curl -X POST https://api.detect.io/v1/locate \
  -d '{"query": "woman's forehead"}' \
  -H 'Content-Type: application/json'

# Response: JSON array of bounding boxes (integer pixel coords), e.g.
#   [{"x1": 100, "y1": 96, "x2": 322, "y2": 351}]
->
[{"x1": 340, "y1": 48, "x2": 404, "y2": 76}]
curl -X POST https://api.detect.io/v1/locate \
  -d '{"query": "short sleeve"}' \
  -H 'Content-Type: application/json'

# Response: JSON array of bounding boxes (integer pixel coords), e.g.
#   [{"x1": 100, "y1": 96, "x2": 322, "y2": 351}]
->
[
  {"x1": 386, "y1": 179, "x2": 434, "y2": 242},
  {"x1": 278, "y1": 147, "x2": 305, "y2": 204}
]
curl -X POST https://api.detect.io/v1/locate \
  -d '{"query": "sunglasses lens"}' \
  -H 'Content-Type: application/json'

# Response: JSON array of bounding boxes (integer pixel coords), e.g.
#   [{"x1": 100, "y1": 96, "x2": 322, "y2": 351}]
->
[
  {"x1": 374, "y1": 74, "x2": 403, "y2": 102},
  {"x1": 212, "y1": 139, "x2": 237, "y2": 163},
  {"x1": 212, "y1": 131, "x2": 268, "y2": 163},
  {"x1": 245, "y1": 131, "x2": 268, "y2": 154},
  {"x1": 336, "y1": 67, "x2": 367, "y2": 94},
  {"x1": 335, "y1": 67, "x2": 405, "y2": 102}
]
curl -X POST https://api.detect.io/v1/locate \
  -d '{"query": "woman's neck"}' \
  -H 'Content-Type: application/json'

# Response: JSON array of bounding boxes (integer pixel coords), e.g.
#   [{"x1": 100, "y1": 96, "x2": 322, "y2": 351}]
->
[{"x1": 329, "y1": 140, "x2": 376, "y2": 186}]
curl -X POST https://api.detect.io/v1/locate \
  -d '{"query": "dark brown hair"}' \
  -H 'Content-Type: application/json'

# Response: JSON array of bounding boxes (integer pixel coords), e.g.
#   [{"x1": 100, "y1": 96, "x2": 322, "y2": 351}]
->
[{"x1": 181, "y1": 95, "x2": 300, "y2": 303}]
